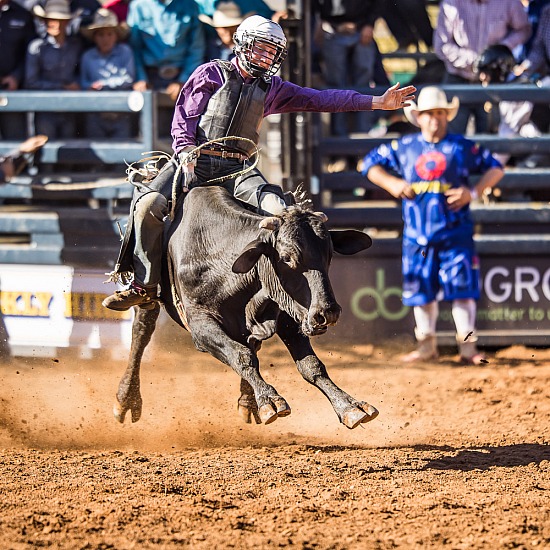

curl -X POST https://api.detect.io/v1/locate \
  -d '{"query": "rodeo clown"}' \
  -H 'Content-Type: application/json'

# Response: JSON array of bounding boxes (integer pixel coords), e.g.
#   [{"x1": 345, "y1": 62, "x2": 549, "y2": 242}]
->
[
  {"x1": 362, "y1": 86, "x2": 505, "y2": 365},
  {"x1": 102, "y1": 15, "x2": 415, "y2": 311}
]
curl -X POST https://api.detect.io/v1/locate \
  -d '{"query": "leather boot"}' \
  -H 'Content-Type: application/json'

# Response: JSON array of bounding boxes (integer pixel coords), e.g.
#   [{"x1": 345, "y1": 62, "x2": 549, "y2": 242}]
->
[{"x1": 102, "y1": 282, "x2": 157, "y2": 311}]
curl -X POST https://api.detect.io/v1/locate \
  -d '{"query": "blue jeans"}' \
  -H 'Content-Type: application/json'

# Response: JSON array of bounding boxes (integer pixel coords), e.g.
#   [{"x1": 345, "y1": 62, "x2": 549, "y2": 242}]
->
[{"x1": 321, "y1": 31, "x2": 379, "y2": 136}]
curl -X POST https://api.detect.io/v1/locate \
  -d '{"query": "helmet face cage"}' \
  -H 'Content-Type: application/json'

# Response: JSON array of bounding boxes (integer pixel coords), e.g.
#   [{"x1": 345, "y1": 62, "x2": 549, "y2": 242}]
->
[{"x1": 233, "y1": 18, "x2": 288, "y2": 77}]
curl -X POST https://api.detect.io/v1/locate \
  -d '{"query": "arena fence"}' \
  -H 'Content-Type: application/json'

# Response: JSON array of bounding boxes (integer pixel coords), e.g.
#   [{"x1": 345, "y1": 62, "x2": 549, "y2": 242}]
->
[
  {"x1": 1, "y1": 82, "x2": 550, "y2": 352},
  {"x1": 300, "y1": 83, "x2": 550, "y2": 347}
]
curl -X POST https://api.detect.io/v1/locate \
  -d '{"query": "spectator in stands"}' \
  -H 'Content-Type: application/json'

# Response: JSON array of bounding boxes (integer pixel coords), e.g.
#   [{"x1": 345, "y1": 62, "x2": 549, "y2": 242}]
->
[
  {"x1": 434, "y1": 0, "x2": 531, "y2": 134},
  {"x1": 0, "y1": 0, "x2": 37, "y2": 140},
  {"x1": 79, "y1": 8, "x2": 135, "y2": 138},
  {"x1": 362, "y1": 86, "x2": 504, "y2": 365},
  {"x1": 127, "y1": 0, "x2": 205, "y2": 103},
  {"x1": 381, "y1": 0, "x2": 434, "y2": 51},
  {"x1": 516, "y1": 3, "x2": 550, "y2": 84},
  {"x1": 0, "y1": 134, "x2": 47, "y2": 183},
  {"x1": 196, "y1": 0, "x2": 284, "y2": 23},
  {"x1": 475, "y1": 44, "x2": 541, "y2": 168},
  {"x1": 198, "y1": 1, "x2": 249, "y2": 61},
  {"x1": 312, "y1": 0, "x2": 391, "y2": 137},
  {"x1": 512, "y1": 4, "x2": 550, "y2": 166},
  {"x1": 101, "y1": 15, "x2": 415, "y2": 311},
  {"x1": 197, "y1": 0, "x2": 280, "y2": 63},
  {"x1": 23, "y1": 0, "x2": 100, "y2": 42},
  {"x1": 102, "y1": 0, "x2": 130, "y2": 24},
  {"x1": 25, "y1": 0, "x2": 83, "y2": 139},
  {"x1": 522, "y1": 0, "x2": 550, "y2": 57}
]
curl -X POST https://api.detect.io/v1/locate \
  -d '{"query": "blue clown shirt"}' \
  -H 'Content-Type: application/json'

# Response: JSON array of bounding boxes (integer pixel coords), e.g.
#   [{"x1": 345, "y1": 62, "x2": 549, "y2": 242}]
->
[{"x1": 362, "y1": 133, "x2": 502, "y2": 246}]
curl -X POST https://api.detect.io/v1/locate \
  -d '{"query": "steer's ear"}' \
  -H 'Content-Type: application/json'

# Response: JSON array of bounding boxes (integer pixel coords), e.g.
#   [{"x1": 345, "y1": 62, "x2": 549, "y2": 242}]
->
[
  {"x1": 329, "y1": 229, "x2": 373, "y2": 255},
  {"x1": 232, "y1": 239, "x2": 271, "y2": 273}
]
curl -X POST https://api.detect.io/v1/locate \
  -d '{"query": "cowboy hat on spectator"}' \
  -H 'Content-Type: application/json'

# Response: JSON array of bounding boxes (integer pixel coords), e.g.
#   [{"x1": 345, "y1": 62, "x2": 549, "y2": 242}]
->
[
  {"x1": 404, "y1": 86, "x2": 460, "y2": 127},
  {"x1": 199, "y1": 1, "x2": 252, "y2": 28},
  {"x1": 33, "y1": 0, "x2": 82, "y2": 20},
  {"x1": 81, "y1": 8, "x2": 129, "y2": 41}
]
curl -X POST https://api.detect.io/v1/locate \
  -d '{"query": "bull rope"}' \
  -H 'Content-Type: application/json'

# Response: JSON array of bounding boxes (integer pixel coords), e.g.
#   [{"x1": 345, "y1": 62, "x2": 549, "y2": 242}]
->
[{"x1": 169, "y1": 136, "x2": 259, "y2": 220}]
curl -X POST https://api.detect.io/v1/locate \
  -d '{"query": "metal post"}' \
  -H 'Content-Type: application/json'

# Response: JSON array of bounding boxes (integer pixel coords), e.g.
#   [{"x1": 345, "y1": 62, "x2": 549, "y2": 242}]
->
[{"x1": 280, "y1": 0, "x2": 313, "y2": 199}]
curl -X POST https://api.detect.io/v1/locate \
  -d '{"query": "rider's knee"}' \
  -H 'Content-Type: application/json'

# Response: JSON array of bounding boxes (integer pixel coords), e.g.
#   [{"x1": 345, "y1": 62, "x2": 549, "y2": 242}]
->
[
  {"x1": 135, "y1": 192, "x2": 168, "y2": 222},
  {"x1": 259, "y1": 192, "x2": 286, "y2": 215}
]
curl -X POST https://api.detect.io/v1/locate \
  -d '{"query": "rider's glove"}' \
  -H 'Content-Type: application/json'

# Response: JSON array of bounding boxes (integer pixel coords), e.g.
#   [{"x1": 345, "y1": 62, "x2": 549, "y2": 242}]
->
[
  {"x1": 182, "y1": 164, "x2": 197, "y2": 192},
  {"x1": 178, "y1": 146, "x2": 198, "y2": 192}
]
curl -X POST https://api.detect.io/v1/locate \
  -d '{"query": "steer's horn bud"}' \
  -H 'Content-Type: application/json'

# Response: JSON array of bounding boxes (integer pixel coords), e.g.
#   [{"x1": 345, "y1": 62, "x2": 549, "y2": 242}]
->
[
  {"x1": 313, "y1": 211, "x2": 328, "y2": 222},
  {"x1": 259, "y1": 217, "x2": 281, "y2": 231}
]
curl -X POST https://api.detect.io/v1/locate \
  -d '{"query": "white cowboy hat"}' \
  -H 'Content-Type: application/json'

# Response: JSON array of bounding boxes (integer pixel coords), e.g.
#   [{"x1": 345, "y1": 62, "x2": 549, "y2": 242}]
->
[
  {"x1": 199, "y1": 1, "x2": 251, "y2": 28},
  {"x1": 81, "y1": 8, "x2": 129, "y2": 41},
  {"x1": 404, "y1": 86, "x2": 460, "y2": 127},
  {"x1": 33, "y1": 0, "x2": 81, "y2": 20}
]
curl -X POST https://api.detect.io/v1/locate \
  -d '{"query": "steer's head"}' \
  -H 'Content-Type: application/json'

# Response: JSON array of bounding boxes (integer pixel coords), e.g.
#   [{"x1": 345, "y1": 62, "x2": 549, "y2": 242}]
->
[{"x1": 232, "y1": 207, "x2": 372, "y2": 337}]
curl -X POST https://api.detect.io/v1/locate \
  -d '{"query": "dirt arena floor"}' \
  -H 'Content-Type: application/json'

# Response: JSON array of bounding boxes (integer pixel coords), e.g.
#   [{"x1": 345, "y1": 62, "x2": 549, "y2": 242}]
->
[{"x1": 1, "y1": 329, "x2": 549, "y2": 549}]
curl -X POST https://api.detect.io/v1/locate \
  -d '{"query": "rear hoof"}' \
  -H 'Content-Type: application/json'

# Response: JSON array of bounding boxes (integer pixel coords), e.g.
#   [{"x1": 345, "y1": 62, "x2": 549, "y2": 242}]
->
[
  {"x1": 238, "y1": 404, "x2": 252, "y2": 424},
  {"x1": 113, "y1": 401, "x2": 127, "y2": 424},
  {"x1": 342, "y1": 408, "x2": 368, "y2": 429},
  {"x1": 113, "y1": 398, "x2": 142, "y2": 424},
  {"x1": 237, "y1": 404, "x2": 261, "y2": 424}
]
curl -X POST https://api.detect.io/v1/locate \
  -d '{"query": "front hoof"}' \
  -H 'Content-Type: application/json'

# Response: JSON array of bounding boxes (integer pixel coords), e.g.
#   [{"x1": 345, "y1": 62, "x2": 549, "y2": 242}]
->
[
  {"x1": 258, "y1": 396, "x2": 291, "y2": 425},
  {"x1": 272, "y1": 396, "x2": 291, "y2": 417},
  {"x1": 342, "y1": 402, "x2": 379, "y2": 429},
  {"x1": 258, "y1": 403, "x2": 278, "y2": 424},
  {"x1": 360, "y1": 403, "x2": 379, "y2": 423}
]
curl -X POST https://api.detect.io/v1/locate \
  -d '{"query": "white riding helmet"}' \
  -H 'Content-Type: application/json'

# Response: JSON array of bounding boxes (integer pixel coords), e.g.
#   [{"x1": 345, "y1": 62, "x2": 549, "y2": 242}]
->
[{"x1": 233, "y1": 15, "x2": 288, "y2": 78}]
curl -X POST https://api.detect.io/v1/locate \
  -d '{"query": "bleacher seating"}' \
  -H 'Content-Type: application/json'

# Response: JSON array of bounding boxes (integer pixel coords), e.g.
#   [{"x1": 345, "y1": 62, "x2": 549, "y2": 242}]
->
[
  {"x1": 313, "y1": 83, "x2": 550, "y2": 229},
  {"x1": 0, "y1": 89, "x2": 163, "y2": 267}
]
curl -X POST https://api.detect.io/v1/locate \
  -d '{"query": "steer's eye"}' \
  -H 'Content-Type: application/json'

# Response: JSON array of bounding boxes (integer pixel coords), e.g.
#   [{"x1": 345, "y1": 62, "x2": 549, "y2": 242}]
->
[{"x1": 280, "y1": 253, "x2": 291, "y2": 264}]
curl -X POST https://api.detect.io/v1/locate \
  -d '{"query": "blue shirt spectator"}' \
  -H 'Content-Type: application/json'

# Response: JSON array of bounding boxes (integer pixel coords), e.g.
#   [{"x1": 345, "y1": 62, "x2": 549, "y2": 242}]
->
[
  {"x1": 79, "y1": 7, "x2": 135, "y2": 138},
  {"x1": 127, "y1": 0, "x2": 205, "y2": 88},
  {"x1": 196, "y1": 0, "x2": 274, "y2": 20},
  {"x1": 80, "y1": 9, "x2": 134, "y2": 90}
]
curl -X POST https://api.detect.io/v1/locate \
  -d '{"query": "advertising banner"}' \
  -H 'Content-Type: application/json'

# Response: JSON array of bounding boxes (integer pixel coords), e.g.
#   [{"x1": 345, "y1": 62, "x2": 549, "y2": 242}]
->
[
  {"x1": 0, "y1": 265, "x2": 132, "y2": 356},
  {"x1": 327, "y1": 251, "x2": 550, "y2": 346},
  {"x1": 2, "y1": 249, "x2": 550, "y2": 354}
]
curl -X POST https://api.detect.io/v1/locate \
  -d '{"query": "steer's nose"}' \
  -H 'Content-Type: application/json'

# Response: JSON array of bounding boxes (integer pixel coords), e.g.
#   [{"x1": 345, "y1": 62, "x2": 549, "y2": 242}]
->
[{"x1": 310, "y1": 302, "x2": 342, "y2": 327}]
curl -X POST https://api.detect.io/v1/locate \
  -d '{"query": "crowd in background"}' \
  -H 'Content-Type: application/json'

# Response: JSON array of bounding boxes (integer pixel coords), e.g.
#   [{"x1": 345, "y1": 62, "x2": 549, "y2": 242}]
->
[
  {"x1": 2, "y1": 0, "x2": 550, "y2": 165},
  {"x1": 0, "y1": 0, "x2": 284, "y2": 141}
]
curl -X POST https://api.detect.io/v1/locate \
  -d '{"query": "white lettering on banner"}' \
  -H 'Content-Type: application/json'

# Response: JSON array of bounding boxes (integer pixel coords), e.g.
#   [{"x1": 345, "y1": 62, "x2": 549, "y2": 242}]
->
[
  {"x1": 481, "y1": 267, "x2": 510, "y2": 302},
  {"x1": 483, "y1": 266, "x2": 550, "y2": 303},
  {"x1": 515, "y1": 267, "x2": 540, "y2": 302}
]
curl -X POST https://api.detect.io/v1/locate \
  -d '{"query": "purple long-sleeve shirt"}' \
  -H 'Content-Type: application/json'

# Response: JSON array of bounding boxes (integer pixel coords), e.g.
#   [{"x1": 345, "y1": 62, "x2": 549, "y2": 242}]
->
[{"x1": 171, "y1": 58, "x2": 374, "y2": 154}]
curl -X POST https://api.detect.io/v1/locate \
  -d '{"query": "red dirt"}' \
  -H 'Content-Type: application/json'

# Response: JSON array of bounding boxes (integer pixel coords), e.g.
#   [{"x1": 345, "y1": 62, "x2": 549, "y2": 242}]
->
[{"x1": 1, "y1": 332, "x2": 549, "y2": 549}]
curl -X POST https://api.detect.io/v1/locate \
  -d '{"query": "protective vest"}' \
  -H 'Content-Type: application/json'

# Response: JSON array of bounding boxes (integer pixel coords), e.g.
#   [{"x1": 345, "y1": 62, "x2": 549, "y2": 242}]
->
[{"x1": 196, "y1": 60, "x2": 270, "y2": 157}]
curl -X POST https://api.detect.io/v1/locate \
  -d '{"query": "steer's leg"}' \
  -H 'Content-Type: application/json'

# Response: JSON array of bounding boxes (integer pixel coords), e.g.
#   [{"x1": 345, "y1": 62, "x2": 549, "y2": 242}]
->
[
  {"x1": 190, "y1": 313, "x2": 290, "y2": 424},
  {"x1": 277, "y1": 313, "x2": 379, "y2": 429},
  {"x1": 114, "y1": 302, "x2": 161, "y2": 423}
]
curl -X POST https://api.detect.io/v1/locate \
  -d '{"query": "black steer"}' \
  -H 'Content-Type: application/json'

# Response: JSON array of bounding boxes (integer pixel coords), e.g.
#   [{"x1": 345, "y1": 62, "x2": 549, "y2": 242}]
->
[{"x1": 114, "y1": 186, "x2": 378, "y2": 429}]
